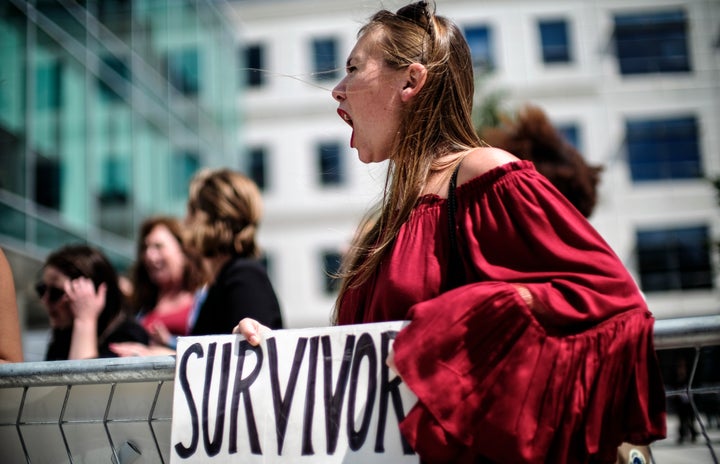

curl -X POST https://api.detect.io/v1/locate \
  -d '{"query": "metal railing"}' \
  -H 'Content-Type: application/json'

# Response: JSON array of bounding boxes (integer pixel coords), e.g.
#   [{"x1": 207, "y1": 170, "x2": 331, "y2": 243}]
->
[
  {"x1": 653, "y1": 315, "x2": 720, "y2": 464},
  {"x1": 0, "y1": 315, "x2": 718, "y2": 464},
  {"x1": 0, "y1": 355, "x2": 176, "y2": 464}
]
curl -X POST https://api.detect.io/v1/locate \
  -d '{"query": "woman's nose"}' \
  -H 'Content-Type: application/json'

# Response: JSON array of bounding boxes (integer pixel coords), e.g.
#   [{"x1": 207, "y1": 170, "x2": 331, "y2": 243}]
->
[{"x1": 332, "y1": 81, "x2": 346, "y2": 102}]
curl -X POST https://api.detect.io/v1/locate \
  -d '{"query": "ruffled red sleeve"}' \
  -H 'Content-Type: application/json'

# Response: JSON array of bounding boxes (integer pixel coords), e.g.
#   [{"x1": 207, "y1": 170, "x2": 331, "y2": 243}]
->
[{"x1": 393, "y1": 162, "x2": 666, "y2": 463}]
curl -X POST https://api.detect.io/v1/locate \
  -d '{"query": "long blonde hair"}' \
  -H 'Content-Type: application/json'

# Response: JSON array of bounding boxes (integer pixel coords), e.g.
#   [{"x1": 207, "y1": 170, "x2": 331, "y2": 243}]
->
[{"x1": 333, "y1": 1, "x2": 482, "y2": 322}]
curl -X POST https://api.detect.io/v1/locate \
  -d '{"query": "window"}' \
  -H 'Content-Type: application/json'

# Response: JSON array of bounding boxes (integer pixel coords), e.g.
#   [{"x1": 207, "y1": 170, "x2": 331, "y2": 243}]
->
[
  {"x1": 636, "y1": 226, "x2": 713, "y2": 292},
  {"x1": 98, "y1": 54, "x2": 130, "y2": 102},
  {"x1": 35, "y1": 61, "x2": 62, "y2": 110},
  {"x1": 464, "y1": 25, "x2": 494, "y2": 71},
  {"x1": 321, "y1": 250, "x2": 343, "y2": 294},
  {"x1": 313, "y1": 37, "x2": 338, "y2": 81},
  {"x1": 538, "y1": 19, "x2": 572, "y2": 64},
  {"x1": 98, "y1": 0, "x2": 131, "y2": 24},
  {"x1": 317, "y1": 141, "x2": 343, "y2": 186},
  {"x1": 166, "y1": 48, "x2": 200, "y2": 96},
  {"x1": 614, "y1": 9, "x2": 690, "y2": 74},
  {"x1": 557, "y1": 123, "x2": 580, "y2": 150},
  {"x1": 34, "y1": 156, "x2": 61, "y2": 210},
  {"x1": 0, "y1": 128, "x2": 22, "y2": 196},
  {"x1": 170, "y1": 151, "x2": 199, "y2": 198},
  {"x1": 243, "y1": 43, "x2": 265, "y2": 88},
  {"x1": 248, "y1": 146, "x2": 267, "y2": 191},
  {"x1": 99, "y1": 155, "x2": 130, "y2": 206},
  {"x1": 626, "y1": 116, "x2": 701, "y2": 182}
]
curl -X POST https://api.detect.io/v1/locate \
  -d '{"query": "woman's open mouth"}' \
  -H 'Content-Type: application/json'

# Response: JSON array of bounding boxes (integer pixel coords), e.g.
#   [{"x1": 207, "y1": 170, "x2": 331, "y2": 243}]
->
[
  {"x1": 337, "y1": 109, "x2": 355, "y2": 148},
  {"x1": 337, "y1": 108, "x2": 353, "y2": 127}
]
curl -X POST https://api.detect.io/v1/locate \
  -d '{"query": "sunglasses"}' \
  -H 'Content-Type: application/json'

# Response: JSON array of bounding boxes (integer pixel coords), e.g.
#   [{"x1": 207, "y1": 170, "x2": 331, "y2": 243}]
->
[{"x1": 35, "y1": 282, "x2": 65, "y2": 303}]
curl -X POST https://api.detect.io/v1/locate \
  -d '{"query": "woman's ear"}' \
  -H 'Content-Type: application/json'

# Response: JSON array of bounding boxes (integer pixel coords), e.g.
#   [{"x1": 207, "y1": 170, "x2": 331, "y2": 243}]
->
[{"x1": 400, "y1": 63, "x2": 427, "y2": 102}]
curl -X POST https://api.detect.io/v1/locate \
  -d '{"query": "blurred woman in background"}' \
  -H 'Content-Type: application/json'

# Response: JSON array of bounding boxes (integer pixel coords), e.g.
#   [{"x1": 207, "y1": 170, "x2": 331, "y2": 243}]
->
[
  {"x1": 131, "y1": 216, "x2": 206, "y2": 349},
  {"x1": 111, "y1": 170, "x2": 281, "y2": 357},
  {"x1": 186, "y1": 168, "x2": 283, "y2": 334},
  {"x1": 37, "y1": 244, "x2": 148, "y2": 360}
]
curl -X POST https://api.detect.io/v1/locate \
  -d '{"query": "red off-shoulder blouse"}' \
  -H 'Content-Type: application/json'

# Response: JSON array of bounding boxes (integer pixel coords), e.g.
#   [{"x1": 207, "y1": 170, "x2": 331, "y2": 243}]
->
[{"x1": 337, "y1": 161, "x2": 666, "y2": 463}]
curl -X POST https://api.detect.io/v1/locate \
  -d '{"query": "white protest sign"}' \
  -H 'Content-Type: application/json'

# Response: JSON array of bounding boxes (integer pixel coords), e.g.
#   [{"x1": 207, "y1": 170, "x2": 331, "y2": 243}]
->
[{"x1": 170, "y1": 321, "x2": 419, "y2": 463}]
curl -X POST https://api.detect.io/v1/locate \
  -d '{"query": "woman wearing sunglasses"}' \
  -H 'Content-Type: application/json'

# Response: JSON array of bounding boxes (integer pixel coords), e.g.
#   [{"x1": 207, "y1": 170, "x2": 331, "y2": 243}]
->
[{"x1": 36, "y1": 244, "x2": 148, "y2": 360}]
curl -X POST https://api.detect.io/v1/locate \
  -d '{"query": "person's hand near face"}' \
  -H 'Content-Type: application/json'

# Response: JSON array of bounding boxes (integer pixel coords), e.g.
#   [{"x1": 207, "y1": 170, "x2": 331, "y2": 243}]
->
[
  {"x1": 38, "y1": 267, "x2": 107, "y2": 359},
  {"x1": 64, "y1": 277, "x2": 106, "y2": 324},
  {"x1": 63, "y1": 277, "x2": 106, "y2": 359}
]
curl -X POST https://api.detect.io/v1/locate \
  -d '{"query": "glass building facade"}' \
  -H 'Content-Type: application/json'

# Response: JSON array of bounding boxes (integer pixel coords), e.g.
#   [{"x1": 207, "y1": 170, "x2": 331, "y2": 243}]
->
[{"x1": 0, "y1": 0, "x2": 239, "y2": 270}]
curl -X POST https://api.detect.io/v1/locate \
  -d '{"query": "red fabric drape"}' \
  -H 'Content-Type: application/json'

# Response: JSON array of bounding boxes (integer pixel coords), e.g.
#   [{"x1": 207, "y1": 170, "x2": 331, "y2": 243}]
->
[{"x1": 338, "y1": 161, "x2": 666, "y2": 462}]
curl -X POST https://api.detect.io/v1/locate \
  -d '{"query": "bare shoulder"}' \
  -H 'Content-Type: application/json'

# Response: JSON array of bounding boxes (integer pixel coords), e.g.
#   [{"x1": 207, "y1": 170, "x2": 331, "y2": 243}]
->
[
  {"x1": 457, "y1": 147, "x2": 520, "y2": 186},
  {"x1": 0, "y1": 249, "x2": 12, "y2": 287}
]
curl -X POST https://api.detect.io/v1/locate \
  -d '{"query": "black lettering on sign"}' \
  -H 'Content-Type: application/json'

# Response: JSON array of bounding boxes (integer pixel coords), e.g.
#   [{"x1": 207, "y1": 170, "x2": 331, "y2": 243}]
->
[
  {"x1": 174, "y1": 342, "x2": 203, "y2": 458},
  {"x1": 173, "y1": 325, "x2": 415, "y2": 461},
  {"x1": 229, "y1": 340, "x2": 264, "y2": 455},
  {"x1": 202, "y1": 342, "x2": 232, "y2": 457},
  {"x1": 347, "y1": 333, "x2": 377, "y2": 451},
  {"x1": 302, "y1": 336, "x2": 320, "y2": 456},
  {"x1": 268, "y1": 336, "x2": 308, "y2": 455},
  {"x1": 376, "y1": 330, "x2": 413, "y2": 454},
  {"x1": 323, "y1": 334, "x2": 354, "y2": 454}
]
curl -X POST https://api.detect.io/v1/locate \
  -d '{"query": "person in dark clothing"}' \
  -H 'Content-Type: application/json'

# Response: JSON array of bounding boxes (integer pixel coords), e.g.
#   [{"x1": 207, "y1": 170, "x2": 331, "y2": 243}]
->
[
  {"x1": 37, "y1": 244, "x2": 148, "y2": 360},
  {"x1": 185, "y1": 168, "x2": 283, "y2": 335}
]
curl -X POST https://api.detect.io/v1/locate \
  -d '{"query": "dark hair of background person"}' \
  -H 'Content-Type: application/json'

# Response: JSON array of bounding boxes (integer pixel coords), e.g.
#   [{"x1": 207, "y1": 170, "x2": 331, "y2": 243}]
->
[
  {"x1": 129, "y1": 216, "x2": 206, "y2": 313},
  {"x1": 480, "y1": 104, "x2": 603, "y2": 218}
]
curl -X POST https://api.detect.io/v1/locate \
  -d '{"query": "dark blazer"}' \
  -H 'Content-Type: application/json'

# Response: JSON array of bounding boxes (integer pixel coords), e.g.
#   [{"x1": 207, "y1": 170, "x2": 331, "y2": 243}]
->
[{"x1": 191, "y1": 255, "x2": 283, "y2": 335}]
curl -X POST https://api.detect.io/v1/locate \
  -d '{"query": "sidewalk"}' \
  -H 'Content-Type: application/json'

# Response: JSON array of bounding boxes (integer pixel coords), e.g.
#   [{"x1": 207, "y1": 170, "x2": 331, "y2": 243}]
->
[{"x1": 650, "y1": 415, "x2": 719, "y2": 464}]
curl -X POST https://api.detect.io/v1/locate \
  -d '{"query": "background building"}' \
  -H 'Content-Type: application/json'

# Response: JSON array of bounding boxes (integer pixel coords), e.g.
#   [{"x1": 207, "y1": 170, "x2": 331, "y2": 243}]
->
[
  {"x1": 0, "y1": 0, "x2": 718, "y2": 358},
  {"x1": 0, "y1": 0, "x2": 240, "y2": 357}
]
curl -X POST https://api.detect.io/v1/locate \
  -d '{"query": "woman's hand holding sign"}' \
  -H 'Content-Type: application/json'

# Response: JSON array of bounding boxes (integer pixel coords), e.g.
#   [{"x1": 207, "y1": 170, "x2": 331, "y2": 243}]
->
[{"x1": 232, "y1": 317, "x2": 270, "y2": 346}]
